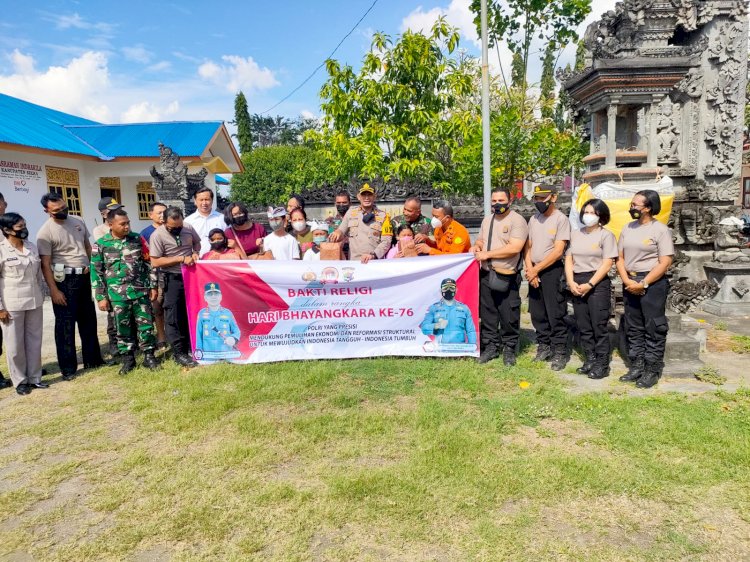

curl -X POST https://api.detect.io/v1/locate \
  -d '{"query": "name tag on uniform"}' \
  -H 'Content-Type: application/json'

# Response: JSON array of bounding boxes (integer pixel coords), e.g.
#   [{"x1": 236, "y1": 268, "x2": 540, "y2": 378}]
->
[{"x1": 6, "y1": 257, "x2": 19, "y2": 262}]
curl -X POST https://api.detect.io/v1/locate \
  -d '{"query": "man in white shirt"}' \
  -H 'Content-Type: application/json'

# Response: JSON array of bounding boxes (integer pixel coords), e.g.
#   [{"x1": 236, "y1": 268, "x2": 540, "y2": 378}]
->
[
  {"x1": 262, "y1": 207, "x2": 300, "y2": 260},
  {"x1": 184, "y1": 187, "x2": 225, "y2": 255}
]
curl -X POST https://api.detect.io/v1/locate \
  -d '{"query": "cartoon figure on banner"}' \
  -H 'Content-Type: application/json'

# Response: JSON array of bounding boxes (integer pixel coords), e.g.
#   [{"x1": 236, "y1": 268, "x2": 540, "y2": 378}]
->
[
  {"x1": 194, "y1": 282, "x2": 242, "y2": 361},
  {"x1": 342, "y1": 267, "x2": 355, "y2": 282},
  {"x1": 420, "y1": 278, "x2": 477, "y2": 352}
]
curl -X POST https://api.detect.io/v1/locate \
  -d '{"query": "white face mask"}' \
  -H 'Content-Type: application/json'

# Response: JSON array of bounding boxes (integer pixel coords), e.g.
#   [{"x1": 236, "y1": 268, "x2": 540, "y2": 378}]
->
[
  {"x1": 431, "y1": 217, "x2": 443, "y2": 230},
  {"x1": 582, "y1": 214, "x2": 599, "y2": 227},
  {"x1": 292, "y1": 221, "x2": 306, "y2": 232}
]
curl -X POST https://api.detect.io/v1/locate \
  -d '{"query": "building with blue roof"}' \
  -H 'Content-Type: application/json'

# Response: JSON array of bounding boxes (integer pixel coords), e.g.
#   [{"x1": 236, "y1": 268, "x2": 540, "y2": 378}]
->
[{"x1": 0, "y1": 93, "x2": 242, "y2": 240}]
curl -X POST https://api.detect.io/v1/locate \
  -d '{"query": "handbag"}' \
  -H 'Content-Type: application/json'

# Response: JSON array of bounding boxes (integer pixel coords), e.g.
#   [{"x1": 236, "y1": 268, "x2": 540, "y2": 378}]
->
[{"x1": 485, "y1": 217, "x2": 521, "y2": 293}]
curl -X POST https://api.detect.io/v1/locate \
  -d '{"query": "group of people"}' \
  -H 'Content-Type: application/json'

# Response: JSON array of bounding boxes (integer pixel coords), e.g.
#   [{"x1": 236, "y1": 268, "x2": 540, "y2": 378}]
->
[{"x1": 0, "y1": 179, "x2": 674, "y2": 396}]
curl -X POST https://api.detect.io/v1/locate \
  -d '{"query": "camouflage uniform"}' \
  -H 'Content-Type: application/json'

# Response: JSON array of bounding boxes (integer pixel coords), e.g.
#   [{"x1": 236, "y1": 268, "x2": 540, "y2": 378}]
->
[
  {"x1": 389, "y1": 214, "x2": 431, "y2": 244},
  {"x1": 91, "y1": 232, "x2": 156, "y2": 354}
]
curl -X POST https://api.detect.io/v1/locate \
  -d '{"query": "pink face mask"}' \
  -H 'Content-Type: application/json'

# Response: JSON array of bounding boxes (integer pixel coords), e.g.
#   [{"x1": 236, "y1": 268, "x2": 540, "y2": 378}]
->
[{"x1": 400, "y1": 236, "x2": 414, "y2": 244}]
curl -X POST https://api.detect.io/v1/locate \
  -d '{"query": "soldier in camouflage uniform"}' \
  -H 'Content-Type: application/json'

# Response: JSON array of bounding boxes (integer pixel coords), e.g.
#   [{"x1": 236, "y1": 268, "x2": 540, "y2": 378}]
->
[
  {"x1": 390, "y1": 196, "x2": 432, "y2": 246},
  {"x1": 91, "y1": 208, "x2": 159, "y2": 374}
]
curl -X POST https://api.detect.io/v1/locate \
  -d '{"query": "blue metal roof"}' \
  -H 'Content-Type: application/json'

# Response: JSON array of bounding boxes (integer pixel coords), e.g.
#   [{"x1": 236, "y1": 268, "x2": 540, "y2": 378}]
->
[
  {"x1": 0, "y1": 93, "x2": 106, "y2": 157},
  {"x1": 0, "y1": 93, "x2": 223, "y2": 160},
  {"x1": 66, "y1": 121, "x2": 223, "y2": 158},
  {"x1": 215, "y1": 175, "x2": 230, "y2": 185}
]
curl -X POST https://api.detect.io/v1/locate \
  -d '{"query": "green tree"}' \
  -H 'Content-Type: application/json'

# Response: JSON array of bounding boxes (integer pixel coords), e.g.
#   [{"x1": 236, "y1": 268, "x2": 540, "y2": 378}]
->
[
  {"x1": 232, "y1": 92, "x2": 253, "y2": 154},
  {"x1": 554, "y1": 64, "x2": 573, "y2": 132},
  {"x1": 540, "y1": 43, "x2": 556, "y2": 119},
  {"x1": 307, "y1": 19, "x2": 478, "y2": 189},
  {"x1": 511, "y1": 52, "x2": 525, "y2": 89},
  {"x1": 230, "y1": 145, "x2": 326, "y2": 206},
  {"x1": 575, "y1": 39, "x2": 587, "y2": 72}
]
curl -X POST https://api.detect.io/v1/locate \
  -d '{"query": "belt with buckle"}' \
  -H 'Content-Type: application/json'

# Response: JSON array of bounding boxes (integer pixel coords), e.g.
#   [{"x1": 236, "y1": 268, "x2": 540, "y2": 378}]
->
[
  {"x1": 60, "y1": 266, "x2": 89, "y2": 275},
  {"x1": 628, "y1": 271, "x2": 648, "y2": 278}
]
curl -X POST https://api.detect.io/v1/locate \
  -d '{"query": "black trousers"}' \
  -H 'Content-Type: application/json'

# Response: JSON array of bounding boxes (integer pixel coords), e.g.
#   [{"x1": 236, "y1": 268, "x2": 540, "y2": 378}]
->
[
  {"x1": 163, "y1": 272, "x2": 191, "y2": 355},
  {"x1": 623, "y1": 275, "x2": 669, "y2": 364},
  {"x1": 571, "y1": 272, "x2": 611, "y2": 359},
  {"x1": 479, "y1": 269, "x2": 521, "y2": 352},
  {"x1": 52, "y1": 273, "x2": 103, "y2": 375},
  {"x1": 528, "y1": 261, "x2": 568, "y2": 347}
]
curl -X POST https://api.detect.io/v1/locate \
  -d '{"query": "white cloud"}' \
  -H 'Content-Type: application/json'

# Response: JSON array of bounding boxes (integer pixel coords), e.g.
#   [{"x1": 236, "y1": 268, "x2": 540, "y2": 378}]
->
[
  {"x1": 146, "y1": 61, "x2": 172, "y2": 73},
  {"x1": 121, "y1": 100, "x2": 180, "y2": 123},
  {"x1": 0, "y1": 49, "x2": 111, "y2": 121},
  {"x1": 300, "y1": 109, "x2": 316, "y2": 120},
  {"x1": 40, "y1": 11, "x2": 115, "y2": 33},
  {"x1": 401, "y1": 0, "x2": 478, "y2": 47},
  {"x1": 198, "y1": 55, "x2": 279, "y2": 93},
  {"x1": 121, "y1": 45, "x2": 152, "y2": 64}
]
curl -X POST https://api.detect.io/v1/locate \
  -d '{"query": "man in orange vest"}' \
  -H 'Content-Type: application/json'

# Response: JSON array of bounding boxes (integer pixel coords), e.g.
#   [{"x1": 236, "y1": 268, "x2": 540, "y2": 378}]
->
[{"x1": 415, "y1": 200, "x2": 471, "y2": 255}]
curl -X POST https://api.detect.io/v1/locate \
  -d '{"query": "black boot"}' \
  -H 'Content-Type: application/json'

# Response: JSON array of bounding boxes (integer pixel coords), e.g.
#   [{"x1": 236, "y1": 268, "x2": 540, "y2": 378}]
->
[
  {"x1": 174, "y1": 353, "x2": 198, "y2": 368},
  {"x1": 0, "y1": 375, "x2": 12, "y2": 389},
  {"x1": 119, "y1": 352, "x2": 136, "y2": 375},
  {"x1": 588, "y1": 355, "x2": 610, "y2": 379},
  {"x1": 477, "y1": 346, "x2": 499, "y2": 364},
  {"x1": 550, "y1": 345, "x2": 569, "y2": 371},
  {"x1": 619, "y1": 357, "x2": 645, "y2": 382},
  {"x1": 142, "y1": 352, "x2": 160, "y2": 370},
  {"x1": 502, "y1": 348, "x2": 517, "y2": 366},
  {"x1": 576, "y1": 354, "x2": 595, "y2": 375},
  {"x1": 636, "y1": 360, "x2": 662, "y2": 389},
  {"x1": 534, "y1": 344, "x2": 552, "y2": 362}
]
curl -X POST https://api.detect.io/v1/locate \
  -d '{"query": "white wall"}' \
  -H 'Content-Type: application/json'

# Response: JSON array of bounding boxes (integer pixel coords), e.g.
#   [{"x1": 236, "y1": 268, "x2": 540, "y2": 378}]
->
[{"x1": 0, "y1": 148, "x2": 218, "y2": 243}]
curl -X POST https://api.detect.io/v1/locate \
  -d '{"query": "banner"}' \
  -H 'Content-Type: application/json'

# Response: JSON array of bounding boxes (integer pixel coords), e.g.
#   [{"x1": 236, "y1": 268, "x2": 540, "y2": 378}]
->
[
  {"x1": 182, "y1": 254, "x2": 479, "y2": 364},
  {"x1": 570, "y1": 177, "x2": 674, "y2": 239}
]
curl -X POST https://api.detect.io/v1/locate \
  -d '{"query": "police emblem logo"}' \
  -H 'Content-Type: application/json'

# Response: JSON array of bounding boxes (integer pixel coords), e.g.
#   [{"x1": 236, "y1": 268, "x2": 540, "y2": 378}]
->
[
  {"x1": 548, "y1": 229, "x2": 556, "y2": 235},
  {"x1": 454, "y1": 236, "x2": 463, "y2": 245},
  {"x1": 643, "y1": 238, "x2": 653, "y2": 245}
]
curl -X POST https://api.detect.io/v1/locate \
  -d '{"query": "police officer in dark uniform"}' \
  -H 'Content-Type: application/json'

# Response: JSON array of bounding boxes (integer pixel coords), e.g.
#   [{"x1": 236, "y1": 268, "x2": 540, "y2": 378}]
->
[{"x1": 616, "y1": 190, "x2": 674, "y2": 388}]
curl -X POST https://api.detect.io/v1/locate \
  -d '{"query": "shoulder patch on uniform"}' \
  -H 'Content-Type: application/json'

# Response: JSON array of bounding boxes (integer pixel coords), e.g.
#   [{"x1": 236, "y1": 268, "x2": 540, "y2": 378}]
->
[{"x1": 454, "y1": 236, "x2": 463, "y2": 245}]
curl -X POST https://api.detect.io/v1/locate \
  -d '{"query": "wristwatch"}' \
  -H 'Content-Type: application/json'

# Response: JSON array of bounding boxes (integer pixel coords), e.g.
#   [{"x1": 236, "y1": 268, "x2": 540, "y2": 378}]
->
[
  {"x1": 587, "y1": 282, "x2": 595, "y2": 289},
  {"x1": 641, "y1": 281, "x2": 649, "y2": 289}
]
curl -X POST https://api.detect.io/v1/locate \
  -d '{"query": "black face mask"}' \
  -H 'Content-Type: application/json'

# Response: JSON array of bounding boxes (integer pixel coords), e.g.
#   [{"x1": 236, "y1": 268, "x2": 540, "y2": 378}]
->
[
  {"x1": 210, "y1": 240, "x2": 227, "y2": 251},
  {"x1": 52, "y1": 209, "x2": 69, "y2": 220},
  {"x1": 167, "y1": 226, "x2": 183, "y2": 237},
  {"x1": 534, "y1": 201, "x2": 551, "y2": 214},
  {"x1": 629, "y1": 208, "x2": 642, "y2": 220},
  {"x1": 492, "y1": 203, "x2": 509, "y2": 215},
  {"x1": 231, "y1": 214, "x2": 248, "y2": 226},
  {"x1": 361, "y1": 212, "x2": 375, "y2": 224},
  {"x1": 9, "y1": 227, "x2": 29, "y2": 240},
  {"x1": 336, "y1": 205, "x2": 350, "y2": 216},
  {"x1": 442, "y1": 289, "x2": 456, "y2": 301}
]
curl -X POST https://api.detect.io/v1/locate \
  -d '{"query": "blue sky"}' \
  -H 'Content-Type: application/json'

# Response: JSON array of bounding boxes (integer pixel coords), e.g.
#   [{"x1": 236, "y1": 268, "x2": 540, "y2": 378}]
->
[{"x1": 0, "y1": 0, "x2": 609, "y2": 126}]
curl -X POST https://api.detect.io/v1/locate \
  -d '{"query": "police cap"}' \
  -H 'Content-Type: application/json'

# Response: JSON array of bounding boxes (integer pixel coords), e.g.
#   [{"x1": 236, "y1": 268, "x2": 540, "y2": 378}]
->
[{"x1": 204, "y1": 282, "x2": 221, "y2": 294}]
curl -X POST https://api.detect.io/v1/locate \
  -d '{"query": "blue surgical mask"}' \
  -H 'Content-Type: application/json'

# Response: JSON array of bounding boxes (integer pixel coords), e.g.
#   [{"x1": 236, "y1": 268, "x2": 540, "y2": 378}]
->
[{"x1": 313, "y1": 235, "x2": 327, "y2": 245}]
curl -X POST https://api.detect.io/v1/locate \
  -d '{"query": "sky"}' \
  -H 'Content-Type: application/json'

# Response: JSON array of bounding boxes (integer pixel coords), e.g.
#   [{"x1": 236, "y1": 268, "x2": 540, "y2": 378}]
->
[{"x1": 0, "y1": 0, "x2": 614, "y2": 126}]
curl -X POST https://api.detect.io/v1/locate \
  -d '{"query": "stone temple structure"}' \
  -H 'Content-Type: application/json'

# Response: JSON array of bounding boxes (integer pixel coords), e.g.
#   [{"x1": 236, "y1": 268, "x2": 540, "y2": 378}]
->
[
  {"x1": 150, "y1": 143, "x2": 208, "y2": 215},
  {"x1": 564, "y1": 0, "x2": 749, "y2": 313}
]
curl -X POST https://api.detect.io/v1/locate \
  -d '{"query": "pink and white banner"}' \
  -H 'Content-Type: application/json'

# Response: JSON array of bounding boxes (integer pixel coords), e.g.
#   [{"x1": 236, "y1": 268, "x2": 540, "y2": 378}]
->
[{"x1": 183, "y1": 254, "x2": 479, "y2": 364}]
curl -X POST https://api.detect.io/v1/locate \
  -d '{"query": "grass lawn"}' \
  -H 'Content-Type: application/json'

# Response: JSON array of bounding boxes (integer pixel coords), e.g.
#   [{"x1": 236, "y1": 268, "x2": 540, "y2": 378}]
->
[{"x1": 0, "y1": 350, "x2": 748, "y2": 561}]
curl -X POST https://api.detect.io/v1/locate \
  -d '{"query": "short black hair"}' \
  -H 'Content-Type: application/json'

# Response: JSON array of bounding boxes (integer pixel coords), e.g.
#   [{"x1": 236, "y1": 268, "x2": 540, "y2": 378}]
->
[
  {"x1": 335, "y1": 190, "x2": 351, "y2": 201},
  {"x1": 164, "y1": 206, "x2": 184, "y2": 221},
  {"x1": 223, "y1": 201, "x2": 249, "y2": 225},
  {"x1": 404, "y1": 196, "x2": 422, "y2": 206},
  {"x1": 208, "y1": 228, "x2": 226, "y2": 240},
  {"x1": 491, "y1": 187, "x2": 512, "y2": 199},
  {"x1": 288, "y1": 193, "x2": 305, "y2": 209},
  {"x1": 290, "y1": 207, "x2": 308, "y2": 221},
  {"x1": 397, "y1": 224, "x2": 415, "y2": 235},
  {"x1": 194, "y1": 186, "x2": 214, "y2": 200},
  {"x1": 579, "y1": 198, "x2": 611, "y2": 226},
  {"x1": 149, "y1": 201, "x2": 167, "y2": 211},
  {"x1": 0, "y1": 191, "x2": 5, "y2": 201},
  {"x1": 107, "y1": 208, "x2": 129, "y2": 222},
  {"x1": 0, "y1": 212, "x2": 23, "y2": 235},
  {"x1": 635, "y1": 189, "x2": 662, "y2": 216},
  {"x1": 433, "y1": 199, "x2": 454, "y2": 217},
  {"x1": 41, "y1": 192, "x2": 64, "y2": 208}
]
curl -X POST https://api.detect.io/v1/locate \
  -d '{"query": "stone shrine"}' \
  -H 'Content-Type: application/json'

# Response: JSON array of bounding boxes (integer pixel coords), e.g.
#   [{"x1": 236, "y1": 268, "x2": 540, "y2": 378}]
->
[
  {"x1": 150, "y1": 143, "x2": 208, "y2": 214},
  {"x1": 564, "y1": 0, "x2": 749, "y2": 313}
]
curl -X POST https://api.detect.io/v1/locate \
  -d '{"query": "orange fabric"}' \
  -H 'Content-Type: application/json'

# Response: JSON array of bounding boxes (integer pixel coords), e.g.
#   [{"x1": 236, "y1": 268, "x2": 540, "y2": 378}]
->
[{"x1": 429, "y1": 220, "x2": 471, "y2": 255}]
